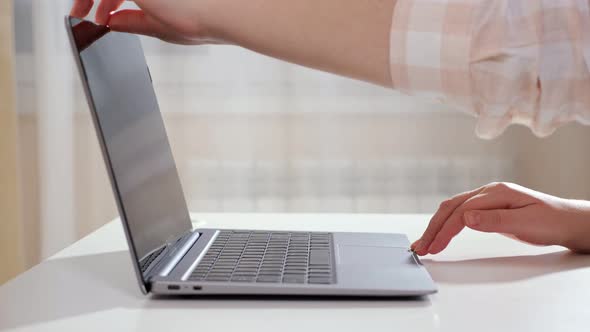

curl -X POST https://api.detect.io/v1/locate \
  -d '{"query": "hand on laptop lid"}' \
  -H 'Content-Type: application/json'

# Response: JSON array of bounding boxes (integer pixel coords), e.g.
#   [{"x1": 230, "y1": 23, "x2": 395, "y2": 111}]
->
[{"x1": 70, "y1": 0, "x2": 220, "y2": 45}]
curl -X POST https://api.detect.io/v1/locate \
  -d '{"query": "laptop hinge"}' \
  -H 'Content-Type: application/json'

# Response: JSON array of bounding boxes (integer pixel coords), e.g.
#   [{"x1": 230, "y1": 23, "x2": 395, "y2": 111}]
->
[{"x1": 155, "y1": 231, "x2": 200, "y2": 277}]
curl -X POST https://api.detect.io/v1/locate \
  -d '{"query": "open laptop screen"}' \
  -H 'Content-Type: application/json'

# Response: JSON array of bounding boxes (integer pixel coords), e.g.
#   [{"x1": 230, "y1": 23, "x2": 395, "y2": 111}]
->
[{"x1": 66, "y1": 17, "x2": 192, "y2": 264}]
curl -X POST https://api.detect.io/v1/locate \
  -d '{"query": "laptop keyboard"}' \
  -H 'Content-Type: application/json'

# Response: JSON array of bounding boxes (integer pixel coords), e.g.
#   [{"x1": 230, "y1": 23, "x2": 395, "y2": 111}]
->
[{"x1": 188, "y1": 230, "x2": 335, "y2": 284}]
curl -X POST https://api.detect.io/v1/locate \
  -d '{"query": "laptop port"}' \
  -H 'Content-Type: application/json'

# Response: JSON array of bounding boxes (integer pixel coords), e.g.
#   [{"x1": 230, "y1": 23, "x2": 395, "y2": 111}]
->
[
  {"x1": 167, "y1": 285, "x2": 180, "y2": 290},
  {"x1": 193, "y1": 286, "x2": 202, "y2": 291}
]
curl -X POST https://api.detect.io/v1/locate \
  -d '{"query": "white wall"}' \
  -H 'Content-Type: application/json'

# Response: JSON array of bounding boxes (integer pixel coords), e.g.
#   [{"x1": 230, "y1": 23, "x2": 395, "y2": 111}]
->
[{"x1": 1, "y1": 0, "x2": 24, "y2": 285}]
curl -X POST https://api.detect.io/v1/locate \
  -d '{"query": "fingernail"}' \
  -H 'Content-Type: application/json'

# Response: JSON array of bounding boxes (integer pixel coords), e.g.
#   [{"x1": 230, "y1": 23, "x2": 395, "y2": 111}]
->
[
  {"x1": 465, "y1": 212, "x2": 480, "y2": 227},
  {"x1": 411, "y1": 240, "x2": 421, "y2": 250}
]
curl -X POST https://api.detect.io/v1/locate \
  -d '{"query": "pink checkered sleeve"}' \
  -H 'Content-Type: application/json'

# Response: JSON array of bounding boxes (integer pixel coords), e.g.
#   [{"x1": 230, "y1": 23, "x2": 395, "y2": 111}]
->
[{"x1": 390, "y1": 0, "x2": 590, "y2": 138}]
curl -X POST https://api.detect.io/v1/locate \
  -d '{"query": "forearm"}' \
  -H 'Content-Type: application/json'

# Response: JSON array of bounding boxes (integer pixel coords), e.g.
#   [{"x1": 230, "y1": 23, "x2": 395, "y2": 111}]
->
[{"x1": 204, "y1": 0, "x2": 396, "y2": 87}]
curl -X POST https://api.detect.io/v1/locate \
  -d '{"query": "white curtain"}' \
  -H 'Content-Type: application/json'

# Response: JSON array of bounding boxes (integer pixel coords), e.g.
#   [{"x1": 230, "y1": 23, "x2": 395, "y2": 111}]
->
[{"x1": 13, "y1": 0, "x2": 590, "y2": 268}]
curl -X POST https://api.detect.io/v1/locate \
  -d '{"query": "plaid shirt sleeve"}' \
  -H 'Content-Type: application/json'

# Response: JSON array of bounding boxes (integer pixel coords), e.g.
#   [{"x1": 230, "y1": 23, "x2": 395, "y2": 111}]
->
[{"x1": 390, "y1": 0, "x2": 590, "y2": 138}]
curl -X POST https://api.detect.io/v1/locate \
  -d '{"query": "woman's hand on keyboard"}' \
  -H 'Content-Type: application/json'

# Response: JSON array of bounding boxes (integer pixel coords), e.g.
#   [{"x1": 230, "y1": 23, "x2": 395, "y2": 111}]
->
[{"x1": 411, "y1": 182, "x2": 590, "y2": 255}]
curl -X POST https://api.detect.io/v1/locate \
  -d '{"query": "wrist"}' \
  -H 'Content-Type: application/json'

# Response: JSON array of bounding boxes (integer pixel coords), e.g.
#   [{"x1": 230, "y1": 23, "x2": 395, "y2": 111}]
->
[
  {"x1": 560, "y1": 199, "x2": 590, "y2": 254},
  {"x1": 196, "y1": 0, "x2": 239, "y2": 45}
]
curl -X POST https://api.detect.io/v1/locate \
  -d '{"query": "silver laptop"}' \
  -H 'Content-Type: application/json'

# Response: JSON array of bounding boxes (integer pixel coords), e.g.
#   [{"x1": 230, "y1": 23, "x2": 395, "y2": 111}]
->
[{"x1": 65, "y1": 16, "x2": 437, "y2": 297}]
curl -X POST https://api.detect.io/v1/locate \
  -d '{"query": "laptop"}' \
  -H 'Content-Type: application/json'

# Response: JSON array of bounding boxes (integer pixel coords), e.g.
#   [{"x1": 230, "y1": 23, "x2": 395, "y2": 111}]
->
[{"x1": 65, "y1": 16, "x2": 437, "y2": 297}]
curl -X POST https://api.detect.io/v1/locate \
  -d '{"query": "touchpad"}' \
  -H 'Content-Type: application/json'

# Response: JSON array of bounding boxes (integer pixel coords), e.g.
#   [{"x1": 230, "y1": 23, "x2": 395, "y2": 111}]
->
[{"x1": 337, "y1": 245, "x2": 410, "y2": 265}]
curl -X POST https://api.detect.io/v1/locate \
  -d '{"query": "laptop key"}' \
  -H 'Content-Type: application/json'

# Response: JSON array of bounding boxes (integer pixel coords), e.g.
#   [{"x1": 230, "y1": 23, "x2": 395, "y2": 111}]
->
[
  {"x1": 283, "y1": 277, "x2": 305, "y2": 284},
  {"x1": 308, "y1": 278, "x2": 332, "y2": 284},
  {"x1": 257, "y1": 276, "x2": 281, "y2": 283},
  {"x1": 231, "y1": 276, "x2": 256, "y2": 282}
]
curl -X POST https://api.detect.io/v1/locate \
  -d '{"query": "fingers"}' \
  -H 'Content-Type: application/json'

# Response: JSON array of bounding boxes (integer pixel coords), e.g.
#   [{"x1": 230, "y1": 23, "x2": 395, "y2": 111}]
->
[
  {"x1": 464, "y1": 208, "x2": 527, "y2": 234},
  {"x1": 96, "y1": 0, "x2": 126, "y2": 25},
  {"x1": 70, "y1": 0, "x2": 94, "y2": 18},
  {"x1": 69, "y1": 0, "x2": 126, "y2": 25},
  {"x1": 426, "y1": 192, "x2": 499, "y2": 254},
  {"x1": 417, "y1": 183, "x2": 531, "y2": 255},
  {"x1": 412, "y1": 186, "x2": 485, "y2": 255},
  {"x1": 107, "y1": 10, "x2": 159, "y2": 36}
]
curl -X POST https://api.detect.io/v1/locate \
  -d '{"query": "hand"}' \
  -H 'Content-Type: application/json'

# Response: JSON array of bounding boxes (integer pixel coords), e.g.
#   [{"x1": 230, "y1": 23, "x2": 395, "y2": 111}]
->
[
  {"x1": 70, "y1": 0, "x2": 223, "y2": 45},
  {"x1": 411, "y1": 182, "x2": 590, "y2": 255}
]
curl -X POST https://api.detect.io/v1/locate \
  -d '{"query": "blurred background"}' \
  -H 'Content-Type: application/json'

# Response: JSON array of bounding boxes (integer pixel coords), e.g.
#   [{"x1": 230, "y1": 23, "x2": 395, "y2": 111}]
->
[{"x1": 2, "y1": 0, "x2": 590, "y2": 284}]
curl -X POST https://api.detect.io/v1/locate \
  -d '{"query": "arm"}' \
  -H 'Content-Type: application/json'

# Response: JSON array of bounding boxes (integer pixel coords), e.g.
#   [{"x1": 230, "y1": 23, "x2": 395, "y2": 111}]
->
[
  {"x1": 72, "y1": 0, "x2": 590, "y2": 138},
  {"x1": 71, "y1": 0, "x2": 396, "y2": 87}
]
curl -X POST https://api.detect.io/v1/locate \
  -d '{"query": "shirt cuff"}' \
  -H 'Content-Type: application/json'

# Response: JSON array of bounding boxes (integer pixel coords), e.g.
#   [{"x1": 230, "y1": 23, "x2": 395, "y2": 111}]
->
[{"x1": 389, "y1": 0, "x2": 476, "y2": 110}]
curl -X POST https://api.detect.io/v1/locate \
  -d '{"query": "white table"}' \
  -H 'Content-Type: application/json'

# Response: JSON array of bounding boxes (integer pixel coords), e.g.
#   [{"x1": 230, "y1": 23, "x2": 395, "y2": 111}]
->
[{"x1": 1, "y1": 213, "x2": 590, "y2": 332}]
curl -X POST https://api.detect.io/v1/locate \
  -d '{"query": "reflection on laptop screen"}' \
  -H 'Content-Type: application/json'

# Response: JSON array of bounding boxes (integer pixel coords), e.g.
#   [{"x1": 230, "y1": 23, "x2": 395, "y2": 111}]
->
[{"x1": 69, "y1": 19, "x2": 192, "y2": 261}]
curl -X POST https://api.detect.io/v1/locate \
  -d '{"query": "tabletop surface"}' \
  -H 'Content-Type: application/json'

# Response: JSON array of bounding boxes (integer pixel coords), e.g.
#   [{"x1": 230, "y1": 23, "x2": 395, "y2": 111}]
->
[{"x1": 1, "y1": 213, "x2": 589, "y2": 332}]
